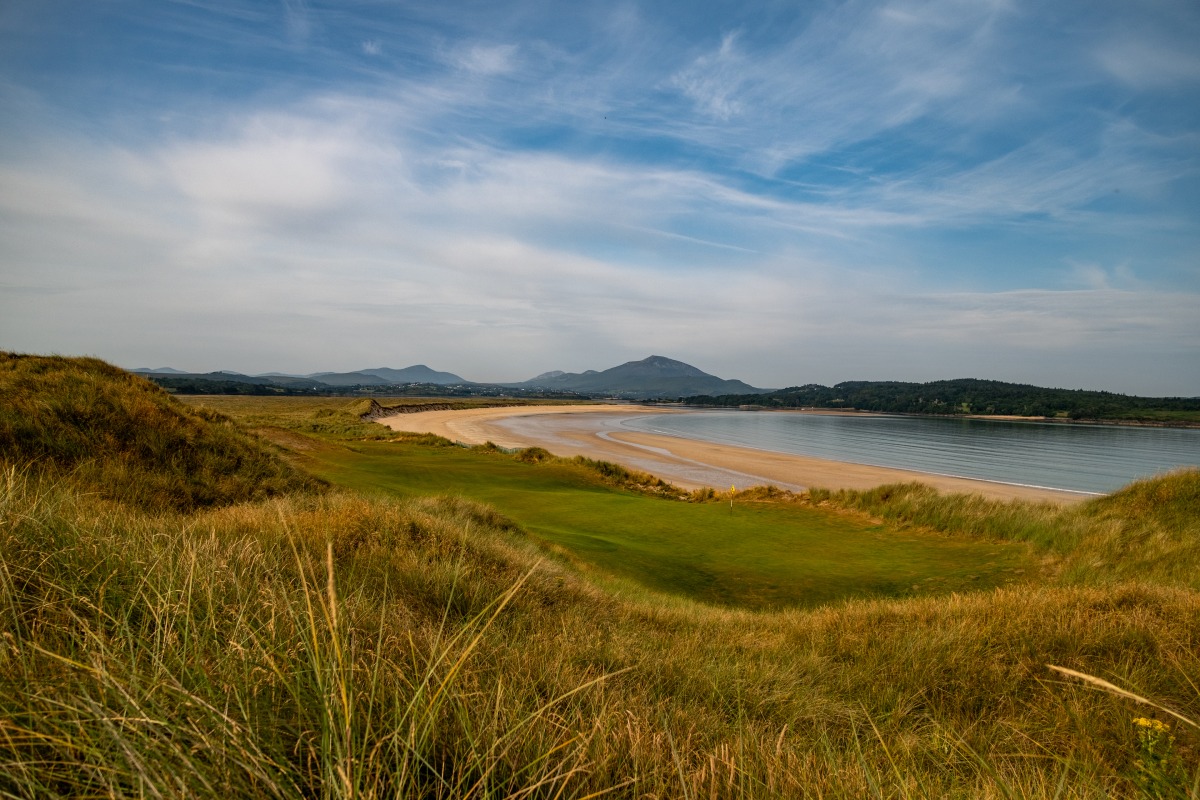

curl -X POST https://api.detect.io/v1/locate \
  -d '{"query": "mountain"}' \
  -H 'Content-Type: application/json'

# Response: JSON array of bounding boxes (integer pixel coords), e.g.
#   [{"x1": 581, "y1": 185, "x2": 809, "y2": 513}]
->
[
  {"x1": 133, "y1": 358, "x2": 763, "y2": 398},
  {"x1": 139, "y1": 370, "x2": 264, "y2": 384},
  {"x1": 133, "y1": 370, "x2": 325, "y2": 390},
  {"x1": 134, "y1": 365, "x2": 467, "y2": 388},
  {"x1": 361, "y1": 365, "x2": 467, "y2": 385},
  {"x1": 307, "y1": 371, "x2": 393, "y2": 387},
  {"x1": 306, "y1": 367, "x2": 467, "y2": 387},
  {"x1": 518, "y1": 355, "x2": 768, "y2": 399}
]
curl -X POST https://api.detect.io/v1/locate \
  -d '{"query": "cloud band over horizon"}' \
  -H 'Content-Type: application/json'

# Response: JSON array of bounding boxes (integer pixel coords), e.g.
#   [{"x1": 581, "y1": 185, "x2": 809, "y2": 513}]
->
[{"x1": 1, "y1": 0, "x2": 1198, "y2": 394}]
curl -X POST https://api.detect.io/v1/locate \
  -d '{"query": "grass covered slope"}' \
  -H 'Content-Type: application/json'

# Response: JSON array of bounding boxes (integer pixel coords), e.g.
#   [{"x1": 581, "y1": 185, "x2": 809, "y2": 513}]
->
[
  {"x1": 2, "y1": 360, "x2": 1199, "y2": 797},
  {"x1": 814, "y1": 469, "x2": 1200, "y2": 591},
  {"x1": 2, "y1": 466, "x2": 1198, "y2": 798},
  {"x1": 0, "y1": 353, "x2": 321, "y2": 510}
]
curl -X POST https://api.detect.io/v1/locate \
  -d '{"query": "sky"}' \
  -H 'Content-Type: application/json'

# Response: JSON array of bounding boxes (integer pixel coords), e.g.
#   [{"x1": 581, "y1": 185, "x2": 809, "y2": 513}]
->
[{"x1": 1, "y1": 0, "x2": 1198, "y2": 395}]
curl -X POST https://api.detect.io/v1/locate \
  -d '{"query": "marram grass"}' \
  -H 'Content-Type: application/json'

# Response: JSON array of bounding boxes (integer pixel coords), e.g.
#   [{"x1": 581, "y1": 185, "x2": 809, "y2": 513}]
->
[
  {"x1": 2, "y1": 466, "x2": 1198, "y2": 798},
  {"x1": 0, "y1": 353, "x2": 321, "y2": 510},
  {"x1": 810, "y1": 468, "x2": 1200, "y2": 591}
]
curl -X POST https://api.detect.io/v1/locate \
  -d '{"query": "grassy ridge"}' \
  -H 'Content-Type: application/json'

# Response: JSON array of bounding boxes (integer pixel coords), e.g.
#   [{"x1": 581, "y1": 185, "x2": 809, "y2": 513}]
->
[
  {"x1": 0, "y1": 354, "x2": 320, "y2": 510},
  {"x1": 2, "y1": 358, "x2": 1199, "y2": 796},
  {"x1": 812, "y1": 472, "x2": 1200, "y2": 590}
]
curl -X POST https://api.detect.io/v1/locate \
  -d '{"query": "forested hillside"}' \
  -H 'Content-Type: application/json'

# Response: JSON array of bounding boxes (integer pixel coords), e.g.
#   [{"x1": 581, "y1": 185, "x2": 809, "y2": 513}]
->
[{"x1": 682, "y1": 378, "x2": 1200, "y2": 423}]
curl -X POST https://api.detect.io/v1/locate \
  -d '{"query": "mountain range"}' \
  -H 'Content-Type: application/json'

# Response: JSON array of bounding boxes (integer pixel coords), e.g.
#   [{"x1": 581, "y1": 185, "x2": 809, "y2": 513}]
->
[
  {"x1": 132, "y1": 356, "x2": 768, "y2": 399},
  {"x1": 132, "y1": 365, "x2": 467, "y2": 388}
]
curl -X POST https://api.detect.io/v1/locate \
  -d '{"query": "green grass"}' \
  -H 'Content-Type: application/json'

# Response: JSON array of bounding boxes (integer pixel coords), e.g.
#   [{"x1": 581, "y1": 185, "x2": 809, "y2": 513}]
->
[
  {"x1": 297, "y1": 437, "x2": 1035, "y2": 609},
  {"x1": 179, "y1": 393, "x2": 1043, "y2": 610}
]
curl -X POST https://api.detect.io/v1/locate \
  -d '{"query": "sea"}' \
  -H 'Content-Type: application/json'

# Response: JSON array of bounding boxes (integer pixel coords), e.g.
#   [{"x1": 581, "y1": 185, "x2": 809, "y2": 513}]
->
[{"x1": 619, "y1": 410, "x2": 1200, "y2": 495}]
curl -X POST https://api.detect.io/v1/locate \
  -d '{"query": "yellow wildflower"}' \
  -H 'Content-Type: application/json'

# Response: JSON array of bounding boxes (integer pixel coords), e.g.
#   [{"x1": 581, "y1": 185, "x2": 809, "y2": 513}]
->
[{"x1": 1132, "y1": 717, "x2": 1169, "y2": 732}]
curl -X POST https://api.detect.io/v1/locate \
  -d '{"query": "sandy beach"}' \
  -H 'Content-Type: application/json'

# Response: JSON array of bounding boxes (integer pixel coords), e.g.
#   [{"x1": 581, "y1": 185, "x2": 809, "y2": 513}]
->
[{"x1": 375, "y1": 404, "x2": 1091, "y2": 504}]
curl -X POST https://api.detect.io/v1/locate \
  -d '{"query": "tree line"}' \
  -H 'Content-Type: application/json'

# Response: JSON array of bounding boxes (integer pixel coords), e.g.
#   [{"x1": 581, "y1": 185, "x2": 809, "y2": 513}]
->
[{"x1": 678, "y1": 379, "x2": 1200, "y2": 424}]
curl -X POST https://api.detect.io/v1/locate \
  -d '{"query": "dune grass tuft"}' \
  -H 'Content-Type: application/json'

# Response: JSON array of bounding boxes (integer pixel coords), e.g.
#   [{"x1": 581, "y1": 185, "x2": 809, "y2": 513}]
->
[{"x1": 0, "y1": 353, "x2": 321, "y2": 510}]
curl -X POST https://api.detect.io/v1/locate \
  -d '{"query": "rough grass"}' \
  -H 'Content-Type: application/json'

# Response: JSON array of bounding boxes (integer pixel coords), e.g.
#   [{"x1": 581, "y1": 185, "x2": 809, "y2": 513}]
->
[
  {"x1": 810, "y1": 468, "x2": 1200, "y2": 591},
  {"x1": 2, "y1": 468, "x2": 1198, "y2": 798},
  {"x1": 181, "y1": 395, "x2": 584, "y2": 442},
  {"x1": 0, "y1": 353, "x2": 321, "y2": 510}
]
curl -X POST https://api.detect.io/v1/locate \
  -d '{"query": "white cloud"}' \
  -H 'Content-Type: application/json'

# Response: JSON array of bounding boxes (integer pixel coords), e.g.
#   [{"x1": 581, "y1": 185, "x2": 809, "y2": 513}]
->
[
  {"x1": 161, "y1": 114, "x2": 377, "y2": 232},
  {"x1": 650, "y1": 0, "x2": 1025, "y2": 172},
  {"x1": 454, "y1": 43, "x2": 519, "y2": 75},
  {"x1": 281, "y1": 0, "x2": 311, "y2": 46},
  {"x1": 1098, "y1": 37, "x2": 1200, "y2": 89},
  {"x1": 670, "y1": 31, "x2": 746, "y2": 120},
  {"x1": 3, "y1": 93, "x2": 1195, "y2": 387}
]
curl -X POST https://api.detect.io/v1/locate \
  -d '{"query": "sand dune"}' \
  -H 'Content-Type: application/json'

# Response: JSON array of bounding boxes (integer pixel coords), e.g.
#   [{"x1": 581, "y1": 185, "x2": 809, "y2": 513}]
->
[{"x1": 375, "y1": 404, "x2": 1090, "y2": 504}]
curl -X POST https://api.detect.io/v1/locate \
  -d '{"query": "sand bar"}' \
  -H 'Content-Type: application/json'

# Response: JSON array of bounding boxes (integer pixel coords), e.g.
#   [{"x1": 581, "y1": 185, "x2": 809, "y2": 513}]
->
[{"x1": 376, "y1": 404, "x2": 1090, "y2": 504}]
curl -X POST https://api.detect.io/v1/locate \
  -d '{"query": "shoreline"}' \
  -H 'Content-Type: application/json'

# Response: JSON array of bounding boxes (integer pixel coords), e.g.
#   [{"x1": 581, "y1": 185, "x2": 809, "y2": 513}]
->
[
  {"x1": 375, "y1": 404, "x2": 1091, "y2": 504},
  {"x1": 654, "y1": 403, "x2": 1200, "y2": 429}
]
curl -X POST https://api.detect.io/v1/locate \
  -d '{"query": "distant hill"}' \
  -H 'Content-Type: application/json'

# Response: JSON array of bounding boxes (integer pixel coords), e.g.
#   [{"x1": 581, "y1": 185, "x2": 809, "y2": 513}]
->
[
  {"x1": 133, "y1": 364, "x2": 469, "y2": 391},
  {"x1": 307, "y1": 371, "x2": 394, "y2": 387},
  {"x1": 134, "y1": 357, "x2": 761, "y2": 398},
  {"x1": 135, "y1": 370, "x2": 322, "y2": 390},
  {"x1": 361, "y1": 365, "x2": 467, "y2": 385},
  {"x1": 681, "y1": 378, "x2": 1200, "y2": 424},
  {"x1": 518, "y1": 355, "x2": 768, "y2": 399}
]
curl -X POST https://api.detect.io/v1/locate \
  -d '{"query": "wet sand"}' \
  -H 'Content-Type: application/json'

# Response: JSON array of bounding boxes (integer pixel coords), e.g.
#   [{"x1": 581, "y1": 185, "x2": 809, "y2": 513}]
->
[{"x1": 375, "y1": 404, "x2": 1091, "y2": 504}]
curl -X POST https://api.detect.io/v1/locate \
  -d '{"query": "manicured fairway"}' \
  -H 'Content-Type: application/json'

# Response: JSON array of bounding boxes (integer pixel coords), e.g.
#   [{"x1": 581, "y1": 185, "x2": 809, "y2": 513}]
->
[{"x1": 299, "y1": 437, "x2": 1033, "y2": 608}]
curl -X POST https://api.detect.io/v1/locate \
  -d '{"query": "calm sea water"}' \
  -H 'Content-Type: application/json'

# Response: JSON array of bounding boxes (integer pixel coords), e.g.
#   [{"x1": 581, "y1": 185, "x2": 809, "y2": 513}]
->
[{"x1": 621, "y1": 410, "x2": 1200, "y2": 494}]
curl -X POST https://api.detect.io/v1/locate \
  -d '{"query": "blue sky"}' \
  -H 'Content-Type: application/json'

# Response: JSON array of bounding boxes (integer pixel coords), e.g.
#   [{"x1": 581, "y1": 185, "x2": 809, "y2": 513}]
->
[{"x1": 1, "y1": 0, "x2": 1197, "y2": 394}]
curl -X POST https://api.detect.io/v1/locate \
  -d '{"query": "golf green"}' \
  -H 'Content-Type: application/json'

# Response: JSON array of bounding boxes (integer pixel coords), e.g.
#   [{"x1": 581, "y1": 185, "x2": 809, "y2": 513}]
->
[{"x1": 302, "y1": 438, "x2": 1033, "y2": 608}]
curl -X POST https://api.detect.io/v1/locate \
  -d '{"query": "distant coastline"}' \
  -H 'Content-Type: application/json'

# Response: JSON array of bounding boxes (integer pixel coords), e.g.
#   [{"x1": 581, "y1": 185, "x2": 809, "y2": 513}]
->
[
  {"x1": 668, "y1": 404, "x2": 1200, "y2": 430},
  {"x1": 674, "y1": 377, "x2": 1200, "y2": 427}
]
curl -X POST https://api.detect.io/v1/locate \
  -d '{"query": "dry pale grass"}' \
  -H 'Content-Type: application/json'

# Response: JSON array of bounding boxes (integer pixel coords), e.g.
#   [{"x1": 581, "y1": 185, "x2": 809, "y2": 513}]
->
[{"x1": 2, "y1": 465, "x2": 1198, "y2": 798}]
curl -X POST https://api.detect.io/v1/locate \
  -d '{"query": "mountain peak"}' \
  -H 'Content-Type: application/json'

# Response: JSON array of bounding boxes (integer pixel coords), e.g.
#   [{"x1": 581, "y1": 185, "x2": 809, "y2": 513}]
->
[
  {"x1": 519, "y1": 355, "x2": 766, "y2": 399},
  {"x1": 360, "y1": 365, "x2": 467, "y2": 385},
  {"x1": 605, "y1": 355, "x2": 708, "y2": 379}
]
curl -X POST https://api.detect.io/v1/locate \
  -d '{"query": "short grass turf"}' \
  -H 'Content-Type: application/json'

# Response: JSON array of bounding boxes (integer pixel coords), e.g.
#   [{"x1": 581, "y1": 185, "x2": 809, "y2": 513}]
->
[{"x1": 299, "y1": 437, "x2": 1034, "y2": 609}]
